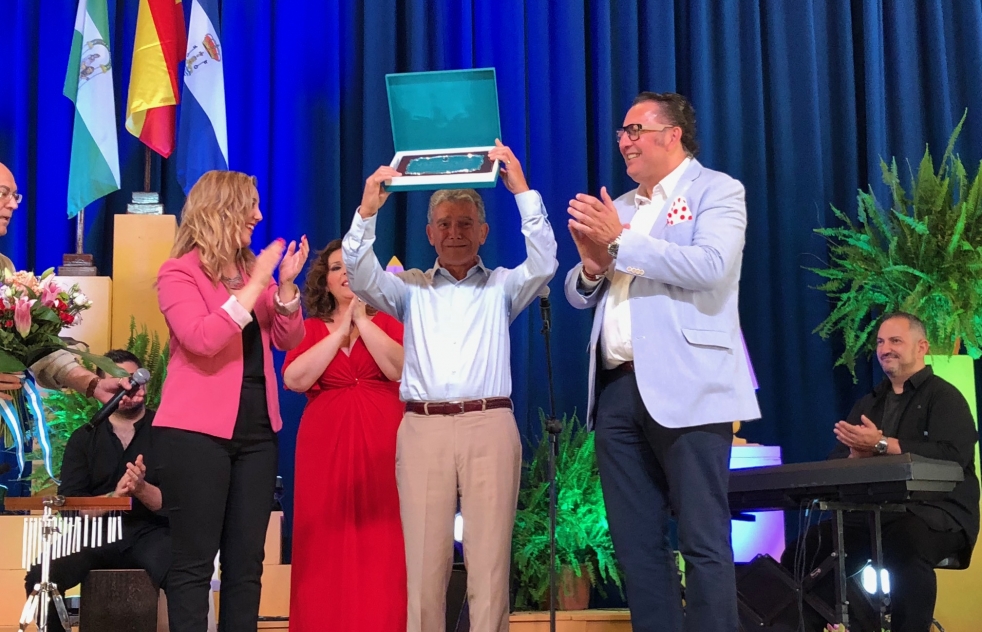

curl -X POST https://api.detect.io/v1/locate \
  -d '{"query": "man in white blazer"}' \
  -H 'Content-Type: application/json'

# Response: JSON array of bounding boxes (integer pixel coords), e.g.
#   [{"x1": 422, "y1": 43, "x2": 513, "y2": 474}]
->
[{"x1": 565, "y1": 92, "x2": 760, "y2": 632}]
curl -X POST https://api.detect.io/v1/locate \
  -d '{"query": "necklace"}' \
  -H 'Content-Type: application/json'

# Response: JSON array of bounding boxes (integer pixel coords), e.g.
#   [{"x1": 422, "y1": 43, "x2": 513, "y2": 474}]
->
[{"x1": 221, "y1": 271, "x2": 245, "y2": 290}]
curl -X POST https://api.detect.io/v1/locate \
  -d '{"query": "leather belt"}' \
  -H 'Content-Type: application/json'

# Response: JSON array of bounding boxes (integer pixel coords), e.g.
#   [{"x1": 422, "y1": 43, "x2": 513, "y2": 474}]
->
[
  {"x1": 405, "y1": 397, "x2": 513, "y2": 416},
  {"x1": 608, "y1": 361, "x2": 634, "y2": 372}
]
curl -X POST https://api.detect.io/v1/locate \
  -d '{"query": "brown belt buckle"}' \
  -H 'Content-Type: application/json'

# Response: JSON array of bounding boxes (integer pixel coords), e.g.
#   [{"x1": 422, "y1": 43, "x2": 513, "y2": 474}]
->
[
  {"x1": 481, "y1": 398, "x2": 487, "y2": 412},
  {"x1": 423, "y1": 402, "x2": 430, "y2": 415}
]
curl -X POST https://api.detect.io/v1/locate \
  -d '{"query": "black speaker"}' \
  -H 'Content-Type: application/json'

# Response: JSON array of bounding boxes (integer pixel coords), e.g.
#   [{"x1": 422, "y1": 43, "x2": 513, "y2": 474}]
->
[
  {"x1": 735, "y1": 554, "x2": 882, "y2": 632},
  {"x1": 736, "y1": 555, "x2": 802, "y2": 631},
  {"x1": 446, "y1": 562, "x2": 469, "y2": 632}
]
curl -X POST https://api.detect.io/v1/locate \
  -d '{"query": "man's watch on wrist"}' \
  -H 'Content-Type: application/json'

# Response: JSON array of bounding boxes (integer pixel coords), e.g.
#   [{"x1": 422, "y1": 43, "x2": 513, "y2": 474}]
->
[
  {"x1": 607, "y1": 234, "x2": 622, "y2": 259},
  {"x1": 873, "y1": 436, "x2": 889, "y2": 455},
  {"x1": 85, "y1": 376, "x2": 100, "y2": 399}
]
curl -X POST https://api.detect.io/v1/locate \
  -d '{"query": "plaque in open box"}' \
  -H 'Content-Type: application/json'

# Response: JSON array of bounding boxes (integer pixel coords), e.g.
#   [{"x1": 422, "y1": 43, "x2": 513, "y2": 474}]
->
[{"x1": 384, "y1": 68, "x2": 501, "y2": 192}]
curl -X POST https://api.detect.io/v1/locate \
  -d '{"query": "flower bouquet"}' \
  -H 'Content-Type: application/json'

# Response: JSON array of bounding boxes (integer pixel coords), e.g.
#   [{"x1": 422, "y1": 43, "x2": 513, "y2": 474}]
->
[{"x1": 0, "y1": 268, "x2": 124, "y2": 479}]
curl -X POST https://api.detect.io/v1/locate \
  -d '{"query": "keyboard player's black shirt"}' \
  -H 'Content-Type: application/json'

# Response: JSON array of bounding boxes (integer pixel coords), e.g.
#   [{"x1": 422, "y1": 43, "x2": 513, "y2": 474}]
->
[
  {"x1": 831, "y1": 366, "x2": 980, "y2": 564},
  {"x1": 58, "y1": 409, "x2": 167, "y2": 542}
]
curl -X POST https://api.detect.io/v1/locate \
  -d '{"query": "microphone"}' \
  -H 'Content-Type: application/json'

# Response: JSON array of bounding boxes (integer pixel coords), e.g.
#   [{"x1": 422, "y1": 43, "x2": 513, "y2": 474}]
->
[
  {"x1": 88, "y1": 368, "x2": 151, "y2": 427},
  {"x1": 538, "y1": 285, "x2": 551, "y2": 333}
]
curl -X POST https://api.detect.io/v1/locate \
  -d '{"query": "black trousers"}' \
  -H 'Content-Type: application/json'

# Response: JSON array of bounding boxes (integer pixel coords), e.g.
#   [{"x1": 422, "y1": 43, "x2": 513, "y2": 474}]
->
[
  {"x1": 157, "y1": 382, "x2": 278, "y2": 632},
  {"x1": 781, "y1": 512, "x2": 967, "y2": 632},
  {"x1": 593, "y1": 369, "x2": 736, "y2": 632},
  {"x1": 24, "y1": 525, "x2": 170, "y2": 632}
]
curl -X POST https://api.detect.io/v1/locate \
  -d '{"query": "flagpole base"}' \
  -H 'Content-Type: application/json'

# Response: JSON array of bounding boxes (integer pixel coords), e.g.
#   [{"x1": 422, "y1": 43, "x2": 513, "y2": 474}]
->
[
  {"x1": 127, "y1": 192, "x2": 164, "y2": 215},
  {"x1": 57, "y1": 254, "x2": 97, "y2": 277}
]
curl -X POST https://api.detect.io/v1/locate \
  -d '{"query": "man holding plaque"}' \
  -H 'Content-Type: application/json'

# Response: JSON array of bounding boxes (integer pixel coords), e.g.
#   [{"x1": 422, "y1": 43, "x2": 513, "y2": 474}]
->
[
  {"x1": 564, "y1": 93, "x2": 759, "y2": 632},
  {"x1": 342, "y1": 139, "x2": 558, "y2": 632}
]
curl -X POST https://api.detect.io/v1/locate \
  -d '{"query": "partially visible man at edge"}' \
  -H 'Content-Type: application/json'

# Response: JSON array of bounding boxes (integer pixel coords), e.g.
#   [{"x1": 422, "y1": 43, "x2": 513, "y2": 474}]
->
[{"x1": 0, "y1": 161, "x2": 126, "y2": 403}]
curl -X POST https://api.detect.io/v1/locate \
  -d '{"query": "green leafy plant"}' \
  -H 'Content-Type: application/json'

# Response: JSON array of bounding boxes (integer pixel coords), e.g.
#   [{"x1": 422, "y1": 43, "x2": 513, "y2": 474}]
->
[
  {"x1": 511, "y1": 411, "x2": 623, "y2": 610},
  {"x1": 811, "y1": 112, "x2": 982, "y2": 376},
  {"x1": 25, "y1": 318, "x2": 170, "y2": 492}
]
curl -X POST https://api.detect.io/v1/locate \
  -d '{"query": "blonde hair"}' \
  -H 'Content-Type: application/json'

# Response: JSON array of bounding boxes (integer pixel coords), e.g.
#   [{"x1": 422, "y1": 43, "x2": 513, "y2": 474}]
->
[{"x1": 171, "y1": 170, "x2": 259, "y2": 282}]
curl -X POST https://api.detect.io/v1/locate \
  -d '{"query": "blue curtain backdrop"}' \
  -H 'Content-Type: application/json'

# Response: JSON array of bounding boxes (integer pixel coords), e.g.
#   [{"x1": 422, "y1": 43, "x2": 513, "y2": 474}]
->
[{"x1": 3, "y1": 0, "x2": 982, "y2": 558}]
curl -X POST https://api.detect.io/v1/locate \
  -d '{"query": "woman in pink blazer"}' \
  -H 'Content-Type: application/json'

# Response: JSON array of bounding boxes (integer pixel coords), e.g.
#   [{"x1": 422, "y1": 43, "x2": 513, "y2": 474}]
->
[{"x1": 154, "y1": 171, "x2": 308, "y2": 632}]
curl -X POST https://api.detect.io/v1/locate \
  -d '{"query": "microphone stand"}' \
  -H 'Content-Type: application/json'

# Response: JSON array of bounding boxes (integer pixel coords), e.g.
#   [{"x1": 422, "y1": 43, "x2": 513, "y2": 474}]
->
[{"x1": 538, "y1": 294, "x2": 562, "y2": 632}]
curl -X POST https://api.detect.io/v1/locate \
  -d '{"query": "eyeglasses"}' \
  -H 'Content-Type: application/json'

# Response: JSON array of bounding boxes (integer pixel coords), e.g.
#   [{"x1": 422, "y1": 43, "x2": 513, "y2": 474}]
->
[
  {"x1": 615, "y1": 124, "x2": 677, "y2": 142},
  {"x1": 0, "y1": 186, "x2": 22, "y2": 204}
]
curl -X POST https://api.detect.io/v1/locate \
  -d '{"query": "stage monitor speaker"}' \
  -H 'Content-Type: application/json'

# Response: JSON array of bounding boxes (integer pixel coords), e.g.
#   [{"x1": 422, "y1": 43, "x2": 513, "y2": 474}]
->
[
  {"x1": 446, "y1": 562, "x2": 469, "y2": 632},
  {"x1": 736, "y1": 554, "x2": 801, "y2": 631},
  {"x1": 736, "y1": 554, "x2": 881, "y2": 632}
]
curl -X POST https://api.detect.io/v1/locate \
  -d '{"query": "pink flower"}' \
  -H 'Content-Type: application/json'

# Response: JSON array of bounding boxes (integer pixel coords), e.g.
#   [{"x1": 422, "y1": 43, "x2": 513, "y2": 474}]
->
[
  {"x1": 14, "y1": 296, "x2": 35, "y2": 338},
  {"x1": 39, "y1": 279, "x2": 61, "y2": 308}
]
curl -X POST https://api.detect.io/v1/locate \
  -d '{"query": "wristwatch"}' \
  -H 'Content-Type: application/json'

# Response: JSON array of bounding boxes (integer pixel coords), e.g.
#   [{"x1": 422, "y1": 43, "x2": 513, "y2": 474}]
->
[
  {"x1": 607, "y1": 235, "x2": 622, "y2": 259},
  {"x1": 873, "y1": 435, "x2": 889, "y2": 455}
]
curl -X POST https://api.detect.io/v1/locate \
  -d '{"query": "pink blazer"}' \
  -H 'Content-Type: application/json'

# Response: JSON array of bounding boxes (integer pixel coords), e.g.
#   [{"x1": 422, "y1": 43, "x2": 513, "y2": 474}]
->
[{"x1": 153, "y1": 249, "x2": 304, "y2": 439}]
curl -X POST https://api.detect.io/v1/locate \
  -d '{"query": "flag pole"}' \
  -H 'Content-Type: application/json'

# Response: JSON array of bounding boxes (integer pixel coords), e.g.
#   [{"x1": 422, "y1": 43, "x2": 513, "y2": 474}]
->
[
  {"x1": 144, "y1": 146, "x2": 152, "y2": 193},
  {"x1": 75, "y1": 208, "x2": 85, "y2": 255}
]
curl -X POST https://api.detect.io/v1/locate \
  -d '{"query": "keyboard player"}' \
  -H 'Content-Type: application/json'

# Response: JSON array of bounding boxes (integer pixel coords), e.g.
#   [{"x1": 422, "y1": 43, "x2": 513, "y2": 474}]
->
[{"x1": 781, "y1": 312, "x2": 979, "y2": 632}]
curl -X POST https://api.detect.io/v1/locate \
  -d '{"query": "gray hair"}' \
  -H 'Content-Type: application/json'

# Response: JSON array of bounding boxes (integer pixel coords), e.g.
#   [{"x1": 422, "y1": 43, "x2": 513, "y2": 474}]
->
[
  {"x1": 881, "y1": 312, "x2": 928, "y2": 340},
  {"x1": 427, "y1": 189, "x2": 486, "y2": 224}
]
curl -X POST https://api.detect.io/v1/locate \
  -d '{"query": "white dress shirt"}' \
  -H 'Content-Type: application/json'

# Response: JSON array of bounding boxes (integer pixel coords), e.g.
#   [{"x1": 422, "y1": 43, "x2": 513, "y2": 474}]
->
[
  {"x1": 582, "y1": 157, "x2": 691, "y2": 368},
  {"x1": 342, "y1": 190, "x2": 558, "y2": 402}
]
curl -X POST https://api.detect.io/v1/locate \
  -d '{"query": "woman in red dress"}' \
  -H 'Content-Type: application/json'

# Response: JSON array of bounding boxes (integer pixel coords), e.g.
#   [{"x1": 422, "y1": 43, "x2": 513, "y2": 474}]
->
[{"x1": 283, "y1": 238, "x2": 406, "y2": 632}]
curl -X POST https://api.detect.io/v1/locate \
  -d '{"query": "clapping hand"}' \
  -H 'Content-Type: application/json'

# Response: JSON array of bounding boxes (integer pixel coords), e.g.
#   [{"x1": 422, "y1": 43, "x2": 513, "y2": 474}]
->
[
  {"x1": 278, "y1": 236, "x2": 310, "y2": 287},
  {"x1": 351, "y1": 298, "x2": 369, "y2": 325},
  {"x1": 251, "y1": 239, "x2": 287, "y2": 288},
  {"x1": 334, "y1": 299, "x2": 358, "y2": 338},
  {"x1": 568, "y1": 224, "x2": 612, "y2": 278},
  {"x1": 114, "y1": 455, "x2": 147, "y2": 498},
  {"x1": 568, "y1": 186, "x2": 624, "y2": 247},
  {"x1": 488, "y1": 139, "x2": 529, "y2": 194},
  {"x1": 833, "y1": 415, "x2": 882, "y2": 452}
]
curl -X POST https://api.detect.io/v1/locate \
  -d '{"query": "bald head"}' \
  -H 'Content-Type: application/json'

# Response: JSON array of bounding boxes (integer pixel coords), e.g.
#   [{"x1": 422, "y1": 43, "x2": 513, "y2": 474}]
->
[{"x1": 0, "y1": 162, "x2": 18, "y2": 237}]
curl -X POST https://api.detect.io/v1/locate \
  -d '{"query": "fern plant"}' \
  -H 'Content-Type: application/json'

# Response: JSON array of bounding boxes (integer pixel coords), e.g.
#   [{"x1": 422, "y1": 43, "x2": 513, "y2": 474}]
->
[
  {"x1": 25, "y1": 318, "x2": 170, "y2": 492},
  {"x1": 811, "y1": 112, "x2": 982, "y2": 376},
  {"x1": 511, "y1": 411, "x2": 623, "y2": 610}
]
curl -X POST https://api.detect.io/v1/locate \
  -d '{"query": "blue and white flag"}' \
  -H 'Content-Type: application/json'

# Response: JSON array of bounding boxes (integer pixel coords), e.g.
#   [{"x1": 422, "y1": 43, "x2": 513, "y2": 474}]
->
[{"x1": 176, "y1": 0, "x2": 228, "y2": 193}]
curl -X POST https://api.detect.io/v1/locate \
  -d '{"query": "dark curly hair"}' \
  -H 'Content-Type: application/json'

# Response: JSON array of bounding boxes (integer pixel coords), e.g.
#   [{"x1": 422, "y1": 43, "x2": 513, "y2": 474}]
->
[
  {"x1": 632, "y1": 92, "x2": 699, "y2": 157},
  {"x1": 302, "y1": 239, "x2": 376, "y2": 323}
]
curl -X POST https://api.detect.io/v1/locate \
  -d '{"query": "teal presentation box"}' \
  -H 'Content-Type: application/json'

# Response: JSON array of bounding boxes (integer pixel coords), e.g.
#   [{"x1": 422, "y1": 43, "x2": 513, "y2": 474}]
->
[{"x1": 384, "y1": 68, "x2": 502, "y2": 192}]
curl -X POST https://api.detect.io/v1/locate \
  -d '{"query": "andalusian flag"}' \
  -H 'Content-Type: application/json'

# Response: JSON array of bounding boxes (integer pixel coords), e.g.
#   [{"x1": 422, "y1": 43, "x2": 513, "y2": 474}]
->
[
  {"x1": 64, "y1": 0, "x2": 120, "y2": 219},
  {"x1": 176, "y1": 0, "x2": 228, "y2": 193},
  {"x1": 125, "y1": 0, "x2": 186, "y2": 157}
]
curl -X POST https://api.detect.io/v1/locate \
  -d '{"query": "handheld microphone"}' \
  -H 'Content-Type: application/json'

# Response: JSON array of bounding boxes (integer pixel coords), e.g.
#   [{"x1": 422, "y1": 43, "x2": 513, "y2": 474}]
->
[{"x1": 88, "y1": 368, "x2": 152, "y2": 427}]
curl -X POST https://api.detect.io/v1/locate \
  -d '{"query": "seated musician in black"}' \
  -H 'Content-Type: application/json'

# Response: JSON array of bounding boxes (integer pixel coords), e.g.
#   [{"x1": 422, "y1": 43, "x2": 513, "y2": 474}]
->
[
  {"x1": 781, "y1": 312, "x2": 979, "y2": 632},
  {"x1": 24, "y1": 349, "x2": 169, "y2": 632}
]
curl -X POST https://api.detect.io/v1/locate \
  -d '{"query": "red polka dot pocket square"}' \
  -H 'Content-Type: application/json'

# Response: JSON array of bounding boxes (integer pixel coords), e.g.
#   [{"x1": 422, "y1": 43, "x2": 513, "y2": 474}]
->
[{"x1": 666, "y1": 197, "x2": 693, "y2": 226}]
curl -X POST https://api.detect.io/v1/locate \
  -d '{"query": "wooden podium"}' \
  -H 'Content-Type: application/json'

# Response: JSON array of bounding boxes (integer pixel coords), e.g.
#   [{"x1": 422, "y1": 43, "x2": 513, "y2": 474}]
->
[
  {"x1": 56, "y1": 276, "x2": 112, "y2": 355},
  {"x1": 110, "y1": 214, "x2": 177, "y2": 348}
]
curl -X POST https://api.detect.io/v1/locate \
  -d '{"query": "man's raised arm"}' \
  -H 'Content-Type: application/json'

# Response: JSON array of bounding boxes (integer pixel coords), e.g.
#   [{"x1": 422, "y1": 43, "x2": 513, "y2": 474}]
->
[{"x1": 342, "y1": 166, "x2": 409, "y2": 320}]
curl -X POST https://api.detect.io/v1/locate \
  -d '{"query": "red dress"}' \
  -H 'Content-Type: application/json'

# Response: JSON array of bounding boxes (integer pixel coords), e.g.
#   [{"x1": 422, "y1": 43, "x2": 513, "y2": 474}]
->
[{"x1": 284, "y1": 313, "x2": 407, "y2": 632}]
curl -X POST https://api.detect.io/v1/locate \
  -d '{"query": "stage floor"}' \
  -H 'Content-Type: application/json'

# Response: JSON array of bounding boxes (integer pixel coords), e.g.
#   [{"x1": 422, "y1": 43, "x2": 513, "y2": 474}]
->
[{"x1": 2, "y1": 609, "x2": 633, "y2": 632}]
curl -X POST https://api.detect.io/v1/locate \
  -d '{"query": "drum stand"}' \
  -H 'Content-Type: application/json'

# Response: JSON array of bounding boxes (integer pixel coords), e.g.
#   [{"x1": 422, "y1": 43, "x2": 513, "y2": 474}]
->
[{"x1": 19, "y1": 505, "x2": 70, "y2": 632}]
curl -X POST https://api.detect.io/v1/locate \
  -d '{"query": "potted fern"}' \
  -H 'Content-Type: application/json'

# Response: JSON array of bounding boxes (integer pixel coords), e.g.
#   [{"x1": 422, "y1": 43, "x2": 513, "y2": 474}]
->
[
  {"x1": 26, "y1": 318, "x2": 169, "y2": 492},
  {"x1": 812, "y1": 112, "x2": 982, "y2": 374},
  {"x1": 511, "y1": 411, "x2": 623, "y2": 611}
]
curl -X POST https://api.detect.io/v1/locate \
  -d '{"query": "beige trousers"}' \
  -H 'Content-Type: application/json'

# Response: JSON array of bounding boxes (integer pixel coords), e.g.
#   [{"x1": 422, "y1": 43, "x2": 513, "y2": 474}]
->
[{"x1": 396, "y1": 409, "x2": 522, "y2": 632}]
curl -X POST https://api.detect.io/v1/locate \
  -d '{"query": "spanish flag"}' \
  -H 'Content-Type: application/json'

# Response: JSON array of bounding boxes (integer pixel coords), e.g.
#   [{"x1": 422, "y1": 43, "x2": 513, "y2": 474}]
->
[{"x1": 125, "y1": 0, "x2": 186, "y2": 157}]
